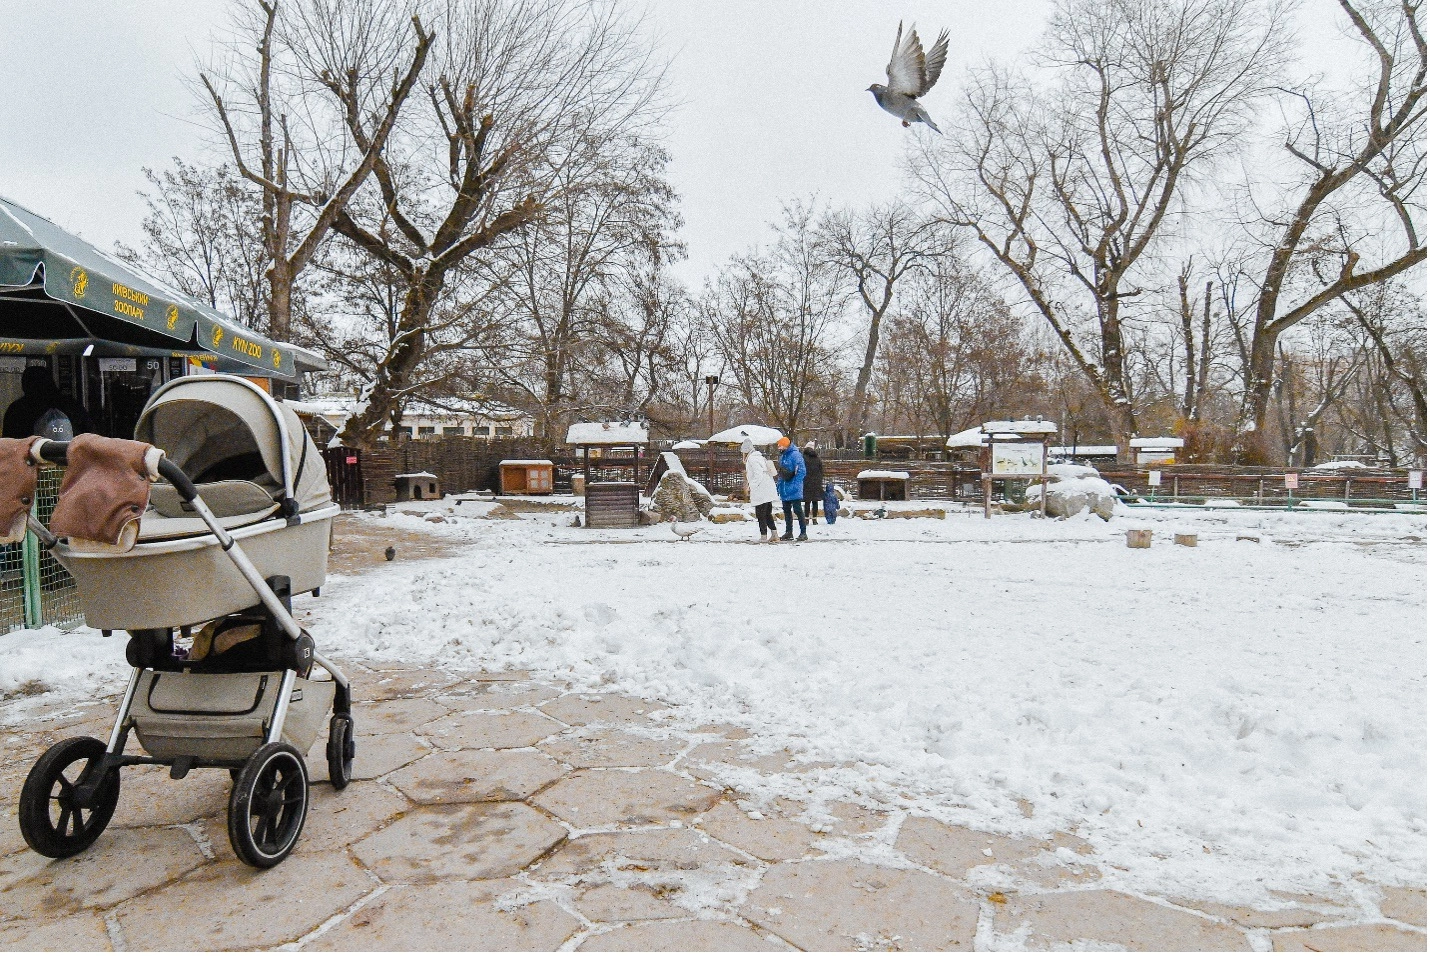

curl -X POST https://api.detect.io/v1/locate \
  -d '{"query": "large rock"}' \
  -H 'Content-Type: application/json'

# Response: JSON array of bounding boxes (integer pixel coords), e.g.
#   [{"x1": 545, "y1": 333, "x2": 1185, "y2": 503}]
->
[
  {"x1": 651, "y1": 469, "x2": 714, "y2": 521},
  {"x1": 1031, "y1": 463, "x2": 1117, "y2": 520}
]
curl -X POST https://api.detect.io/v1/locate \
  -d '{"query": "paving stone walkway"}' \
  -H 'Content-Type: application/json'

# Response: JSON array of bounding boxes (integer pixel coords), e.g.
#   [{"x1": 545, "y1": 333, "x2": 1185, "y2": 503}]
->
[{"x1": 0, "y1": 662, "x2": 1423, "y2": 952}]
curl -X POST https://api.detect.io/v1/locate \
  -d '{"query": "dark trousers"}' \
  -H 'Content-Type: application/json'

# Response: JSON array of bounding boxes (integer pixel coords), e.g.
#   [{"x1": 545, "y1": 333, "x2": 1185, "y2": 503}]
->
[
  {"x1": 804, "y1": 497, "x2": 820, "y2": 519},
  {"x1": 782, "y1": 499, "x2": 806, "y2": 536},
  {"x1": 754, "y1": 502, "x2": 775, "y2": 534}
]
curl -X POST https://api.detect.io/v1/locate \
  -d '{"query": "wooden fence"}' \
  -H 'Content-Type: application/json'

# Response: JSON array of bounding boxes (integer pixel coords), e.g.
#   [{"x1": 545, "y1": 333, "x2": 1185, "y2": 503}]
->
[{"x1": 323, "y1": 436, "x2": 1421, "y2": 508}]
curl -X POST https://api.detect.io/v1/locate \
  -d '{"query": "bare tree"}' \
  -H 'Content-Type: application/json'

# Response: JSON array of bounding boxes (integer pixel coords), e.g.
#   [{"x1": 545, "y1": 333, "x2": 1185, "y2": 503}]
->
[
  {"x1": 328, "y1": 0, "x2": 667, "y2": 446},
  {"x1": 914, "y1": 0, "x2": 1288, "y2": 449},
  {"x1": 820, "y1": 201, "x2": 949, "y2": 443},
  {"x1": 118, "y1": 160, "x2": 271, "y2": 330},
  {"x1": 1236, "y1": 0, "x2": 1426, "y2": 462},
  {"x1": 701, "y1": 204, "x2": 846, "y2": 438},
  {"x1": 484, "y1": 131, "x2": 678, "y2": 439},
  {"x1": 200, "y1": 0, "x2": 432, "y2": 341}
]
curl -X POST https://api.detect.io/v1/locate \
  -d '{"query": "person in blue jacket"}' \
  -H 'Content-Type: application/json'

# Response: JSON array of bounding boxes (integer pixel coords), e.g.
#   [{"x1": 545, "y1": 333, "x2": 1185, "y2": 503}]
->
[{"x1": 774, "y1": 436, "x2": 807, "y2": 541}]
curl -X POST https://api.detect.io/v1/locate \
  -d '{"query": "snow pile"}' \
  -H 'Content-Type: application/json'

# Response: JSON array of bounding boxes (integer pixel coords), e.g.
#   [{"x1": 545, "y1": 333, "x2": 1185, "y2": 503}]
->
[
  {"x1": 0, "y1": 626, "x2": 127, "y2": 707},
  {"x1": 1312, "y1": 460, "x2": 1370, "y2": 470}
]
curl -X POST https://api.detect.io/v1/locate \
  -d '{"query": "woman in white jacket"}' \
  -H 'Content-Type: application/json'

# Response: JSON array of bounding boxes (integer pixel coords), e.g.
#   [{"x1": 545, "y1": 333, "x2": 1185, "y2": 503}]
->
[{"x1": 741, "y1": 439, "x2": 780, "y2": 543}]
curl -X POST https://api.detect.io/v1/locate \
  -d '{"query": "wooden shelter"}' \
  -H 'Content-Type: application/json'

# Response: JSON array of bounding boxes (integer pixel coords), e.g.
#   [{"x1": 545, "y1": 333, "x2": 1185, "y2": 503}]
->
[
  {"x1": 394, "y1": 471, "x2": 440, "y2": 502},
  {"x1": 499, "y1": 459, "x2": 554, "y2": 495},
  {"x1": 857, "y1": 469, "x2": 910, "y2": 501},
  {"x1": 979, "y1": 420, "x2": 1056, "y2": 518}
]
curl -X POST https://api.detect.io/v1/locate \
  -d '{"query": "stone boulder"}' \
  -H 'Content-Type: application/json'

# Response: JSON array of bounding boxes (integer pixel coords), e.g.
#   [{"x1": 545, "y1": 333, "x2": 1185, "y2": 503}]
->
[
  {"x1": 1031, "y1": 463, "x2": 1117, "y2": 520},
  {"x1": 651, "y1": 470, "x2": 714, "y2": 522}
]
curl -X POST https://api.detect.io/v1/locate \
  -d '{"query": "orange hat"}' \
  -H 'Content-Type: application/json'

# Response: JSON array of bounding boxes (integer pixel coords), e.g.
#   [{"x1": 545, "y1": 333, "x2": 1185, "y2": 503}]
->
[{"x1": 776, "y1": 437, "x2": 791, "y2": 449}]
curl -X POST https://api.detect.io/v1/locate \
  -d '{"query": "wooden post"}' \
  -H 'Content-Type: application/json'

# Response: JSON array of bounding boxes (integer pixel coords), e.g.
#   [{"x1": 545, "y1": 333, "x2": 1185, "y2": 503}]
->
[{"x1": 982, "y1": 475, "x2": 992, "y2": 519}]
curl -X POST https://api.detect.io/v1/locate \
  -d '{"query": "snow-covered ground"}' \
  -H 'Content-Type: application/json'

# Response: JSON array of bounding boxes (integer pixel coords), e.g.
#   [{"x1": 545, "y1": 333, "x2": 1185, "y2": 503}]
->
[{"x1": 3, "y1": 499, "x2": 1424, "y2": 908}]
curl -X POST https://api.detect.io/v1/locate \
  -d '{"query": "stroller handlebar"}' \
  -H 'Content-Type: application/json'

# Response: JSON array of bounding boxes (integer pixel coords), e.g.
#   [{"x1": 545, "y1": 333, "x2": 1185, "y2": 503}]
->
[{"x1": 29, "y1": 438, "x2": 200, "y2": 502}]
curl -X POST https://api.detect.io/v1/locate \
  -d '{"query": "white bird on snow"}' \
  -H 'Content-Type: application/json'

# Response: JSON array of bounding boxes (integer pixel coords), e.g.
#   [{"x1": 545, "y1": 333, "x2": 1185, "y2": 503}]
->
[{"x1": 671, "y1": 518, "x2": 703, "y2": 542}]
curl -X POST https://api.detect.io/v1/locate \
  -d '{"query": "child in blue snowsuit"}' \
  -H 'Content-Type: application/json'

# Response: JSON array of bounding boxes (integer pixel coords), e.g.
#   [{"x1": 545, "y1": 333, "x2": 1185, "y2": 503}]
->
[{"x1": 774, "y1": 437, "x2": 807, "y2": 541}]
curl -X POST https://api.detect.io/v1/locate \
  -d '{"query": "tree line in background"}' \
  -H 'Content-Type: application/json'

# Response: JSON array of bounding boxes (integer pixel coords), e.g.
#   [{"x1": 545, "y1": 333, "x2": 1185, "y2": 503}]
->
[{"x1": 123, "y1": 0, "x2": 1425, "y2": 466}]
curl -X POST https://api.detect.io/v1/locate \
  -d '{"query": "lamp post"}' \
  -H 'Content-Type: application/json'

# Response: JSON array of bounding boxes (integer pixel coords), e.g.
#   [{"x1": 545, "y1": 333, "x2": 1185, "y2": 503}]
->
[{"x1": 704, "y1": 375, "x2": 720, "y2": 488}]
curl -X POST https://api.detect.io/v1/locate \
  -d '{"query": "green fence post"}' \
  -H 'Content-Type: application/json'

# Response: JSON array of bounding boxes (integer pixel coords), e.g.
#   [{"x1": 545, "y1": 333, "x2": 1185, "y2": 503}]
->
[{"x1": 21, "y1": 522, "x2": 41, "y2": 629}]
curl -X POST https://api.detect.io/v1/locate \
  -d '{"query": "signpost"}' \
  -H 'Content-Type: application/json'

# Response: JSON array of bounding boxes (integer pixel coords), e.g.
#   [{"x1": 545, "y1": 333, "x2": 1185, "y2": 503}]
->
[
  {"x1": 1284, "y1": 472, "x2": 1299, "y2": 509},
  {"x1": 980, "y1": 420, "x2": 1056, "y2": 519},
  {"x1": 1410, "y1": 470, "x2": 1422, "y2": 502}
]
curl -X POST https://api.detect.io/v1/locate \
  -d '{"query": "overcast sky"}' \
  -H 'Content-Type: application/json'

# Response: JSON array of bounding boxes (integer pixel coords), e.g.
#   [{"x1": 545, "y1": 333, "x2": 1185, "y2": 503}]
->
[{"x1": 0, "y1": 0, "x2": 1353, "y2": 287}]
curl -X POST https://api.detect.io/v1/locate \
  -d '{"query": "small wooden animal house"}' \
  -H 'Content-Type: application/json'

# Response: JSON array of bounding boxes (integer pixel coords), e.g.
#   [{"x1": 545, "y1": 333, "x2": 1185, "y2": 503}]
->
[
  {"x1": 857, "y1": 469, "x2": 910, "y2": 501},
  {"x1": 394, "y1": 471, "x2": 440, "y2": 501},
  {"x1": 499, "y1": 459, "x2": 554, "y2": 495}
]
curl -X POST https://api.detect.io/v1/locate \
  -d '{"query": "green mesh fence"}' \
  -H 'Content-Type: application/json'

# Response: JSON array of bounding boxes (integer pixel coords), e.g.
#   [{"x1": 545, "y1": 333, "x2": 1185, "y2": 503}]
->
[{"x1": 0, "y1": 467, "x2": 84, "y2": 634}]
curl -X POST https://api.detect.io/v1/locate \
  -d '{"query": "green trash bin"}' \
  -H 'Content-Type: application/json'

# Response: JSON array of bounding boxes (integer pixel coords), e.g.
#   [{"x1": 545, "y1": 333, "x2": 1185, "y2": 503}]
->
[{"x1": 863, "y1": 433, "x2": 877, "y2": 460}]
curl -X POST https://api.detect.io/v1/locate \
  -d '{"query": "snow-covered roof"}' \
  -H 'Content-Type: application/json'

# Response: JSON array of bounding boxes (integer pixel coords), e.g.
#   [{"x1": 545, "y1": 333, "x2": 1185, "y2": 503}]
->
[
  {"x1": 858, "y1": 470, "x2": 910, "y2": 480},
  {"x1": 982, "y1": 419, "x2": 1057, "y2": 435},
  {"x1": 672, "y1": 439, "x2": 704, "y2": 449},
  {"x1": 1311, "y1": 459, "x2": 1369, "y2": 470},
  {"x1": 947, "y1": 426, "x2": 985, "y2": 448},
  {"x1": 1050, "y1": 446, "x2": 1119, "y2": 456},
  {"x1": 709, "y1": 424, "x2": 783, "y2": 446},
  {"x1": 566, "y1": 421, "x2": 649, "y2": 445},
  {"x1": 395, "y1": 471, "x2": 438, "y2": 479},
  {"x1": 1129, "y1": 437, "x2": 1185, "y2": 449},
  {"x1": 660, "y1": 451, "x2": 687, "y2": 475},
  {"x1": 298, "y1": 393, "x2": 530, "y2": 422},
  {"x1": 500, "y1": 459, "x2": 553, "y2": 467}
]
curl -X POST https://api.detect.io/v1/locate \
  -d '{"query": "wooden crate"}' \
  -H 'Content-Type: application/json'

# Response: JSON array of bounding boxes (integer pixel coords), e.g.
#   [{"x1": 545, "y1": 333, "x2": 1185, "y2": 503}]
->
[{"x1": 585, "y1": 481, "x2": 639, "y2": 529}]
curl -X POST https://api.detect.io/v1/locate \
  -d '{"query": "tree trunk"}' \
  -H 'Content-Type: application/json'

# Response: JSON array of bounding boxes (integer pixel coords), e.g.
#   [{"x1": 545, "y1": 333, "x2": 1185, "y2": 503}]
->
[{"x1": 844, "y1": 307, "x2": 885, "y2": 443}]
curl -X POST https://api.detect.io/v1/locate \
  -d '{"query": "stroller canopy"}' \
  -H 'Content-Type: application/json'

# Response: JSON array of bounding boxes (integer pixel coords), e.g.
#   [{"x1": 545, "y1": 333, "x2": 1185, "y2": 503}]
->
[{"x1": 135, "y1": 376, "x2": 331, "y2": 514}]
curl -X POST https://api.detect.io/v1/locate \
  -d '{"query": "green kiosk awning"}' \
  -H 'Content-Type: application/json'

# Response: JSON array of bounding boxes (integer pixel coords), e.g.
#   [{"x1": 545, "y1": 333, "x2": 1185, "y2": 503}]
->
[{"x1": 0, "y1": 196, "x2": 324, "y2": 380}]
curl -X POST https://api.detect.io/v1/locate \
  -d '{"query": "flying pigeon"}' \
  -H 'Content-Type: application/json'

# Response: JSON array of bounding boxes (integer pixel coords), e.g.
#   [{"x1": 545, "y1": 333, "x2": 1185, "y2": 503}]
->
[
  {"x1": 670, "y1": 518, "x2": 703, "y2": 542},
  {"x1": 867, "y1": 21, "x2": 949, "y2": 133}
]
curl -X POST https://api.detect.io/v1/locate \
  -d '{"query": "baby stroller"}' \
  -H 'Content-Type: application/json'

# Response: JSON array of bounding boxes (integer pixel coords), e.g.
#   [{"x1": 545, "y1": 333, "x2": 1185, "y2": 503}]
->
[{"x1": 9, "y1": 375, "x2": 352, "y2": 868}]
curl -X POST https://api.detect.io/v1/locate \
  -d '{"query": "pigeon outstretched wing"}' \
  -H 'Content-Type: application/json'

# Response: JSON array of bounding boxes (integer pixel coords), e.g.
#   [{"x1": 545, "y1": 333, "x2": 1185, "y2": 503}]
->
[
  {"x1": 919, "y1": 29, "x2": 950, "y2": 96},
  {"x1": 884, "y1": 21, "x2": 926, "y2": 96},
  {"x1": 884, "y1": 22, "x2": 951, "y2": 98}
]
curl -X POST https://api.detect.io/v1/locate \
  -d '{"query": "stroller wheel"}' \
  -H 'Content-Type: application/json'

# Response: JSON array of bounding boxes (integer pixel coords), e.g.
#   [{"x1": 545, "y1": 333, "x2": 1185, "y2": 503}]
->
[
  {"x1": 326, "y1": 714, "x2": 355, "y2": 790},
  {"x1": 228, "y1": 742, "x2": 308, "y2": 868},
  {"x1": 19, "y1": 736, "x2": 121, "y2": 859}
]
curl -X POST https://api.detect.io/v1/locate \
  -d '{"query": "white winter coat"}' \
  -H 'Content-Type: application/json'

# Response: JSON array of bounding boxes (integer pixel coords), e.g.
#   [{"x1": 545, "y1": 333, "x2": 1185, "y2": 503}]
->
[{"x1": 744, "y1": 450, "x2": 779, "y2": 506}]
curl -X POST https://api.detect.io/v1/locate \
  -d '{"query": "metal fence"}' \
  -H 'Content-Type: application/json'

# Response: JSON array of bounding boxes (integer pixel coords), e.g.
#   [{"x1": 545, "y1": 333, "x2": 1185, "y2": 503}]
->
[{"x1": 0, "y1": 468, "x2": 84, "y2": 635}]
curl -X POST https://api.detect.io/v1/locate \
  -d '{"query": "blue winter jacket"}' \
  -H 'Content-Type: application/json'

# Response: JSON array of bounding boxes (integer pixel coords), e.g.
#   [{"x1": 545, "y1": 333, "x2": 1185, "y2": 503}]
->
[{"x1": 776, "y1": 446, "x2": 806, "y2": 501}]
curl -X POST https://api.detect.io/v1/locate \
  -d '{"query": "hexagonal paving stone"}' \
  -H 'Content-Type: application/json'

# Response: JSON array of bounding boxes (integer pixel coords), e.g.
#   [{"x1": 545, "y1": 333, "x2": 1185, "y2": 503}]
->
[
  {"x1": 895, "y1": 816, "x2": 1098, "y2": 888},
  {"x1": 992, "y1": 889, "x2": 1249, "y2": 951},
  {"x1": 419, "y1": 710, "x2": 564, "y2": 750},
  {"x1": 742, "y1": 859, "x2": 980, "y2": 951},
  {"x1": 574, "y1": 883, "x2": 687, "y2": 922},
  {"x1": 694, "y1": 800, "x2": 824, "y2": 863},
  {"x1": 352, "y1": 802, "x2": 565, "y2": 882},
  {"x1": 304, "y1": 879, "x2": 581, "y2": 951},
  {"x1": 678, "y1": 741, "x2": 800, "y2": 783},
  {"x1": 388, "y1": 750, "x2": 563, "y2": 804},
  {"x1": 1381, "y1": 887, "x2": 1427, "y2": 926},
  {"x1": 351, "y1": 697, "x2": 449, "y2": 735},
  {"x1": 539, "y1": 728, "x2": 685, "y2": 769},
  {"x1": 539, "y1": 694, "x2": 666, "y2": 727},
  {"x1": 578, "y1": 919, "x2": 792, "y2": 951},
  {"x1": 532, "y1": 769, "x2": 721, "y2": 828},
  {"x1": 0, "y1": 825, "x2": 206, "y2": 914},
  {"x1": 1171, "y1": 899, "x2": 1331, "y2": 930},
  {"x1": 343, "y1": 733, "x2": 432, "y2": 781},
  {"x1": 113, "y1": 852, "x2": 371, "y2": 951},
  {"x1": 1273, "y1": 923, "x2": 1427, "y2": 951},
  {"x1": 109, "y1": 765, "x2": 232, "y2": 828},
  {"x1": 437, "y1": 680, "x2": 564, "y2": 709},
  {"x1": 0, "y1": 911, "x2": 112, "y2": 950},
  {"x1": 531, "y1": 826, "x2": 752, "y2": 882},
  {"x1": 365, "y1": 668, "x2": 460, "y2": 701},
  {"x1": 289, "y1": 782, "x2": 410, "y2": 853}
]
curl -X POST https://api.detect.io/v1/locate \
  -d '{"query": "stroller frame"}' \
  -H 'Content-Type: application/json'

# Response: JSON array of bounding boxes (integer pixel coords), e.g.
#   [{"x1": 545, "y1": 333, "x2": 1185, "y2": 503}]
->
[{"x1": 17, "y1": 437, "x2": 355, "y2": 868}]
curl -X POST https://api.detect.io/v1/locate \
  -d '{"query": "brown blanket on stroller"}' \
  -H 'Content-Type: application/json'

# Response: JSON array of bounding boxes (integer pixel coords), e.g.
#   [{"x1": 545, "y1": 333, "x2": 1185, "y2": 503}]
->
[
  {"x1": 0, "y1": 437, "x2": 38, "y2": 543},
  {"x1": 50, "y1": 435, "x2": 155, "y2": 549}
]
